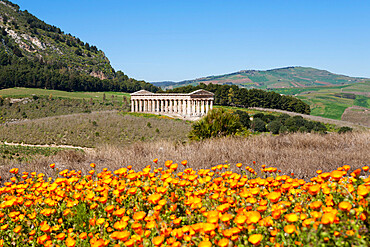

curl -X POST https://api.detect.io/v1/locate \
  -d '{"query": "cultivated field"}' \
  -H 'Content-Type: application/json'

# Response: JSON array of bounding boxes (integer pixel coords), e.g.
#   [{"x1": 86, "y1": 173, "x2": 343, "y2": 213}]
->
[{"x1": 274, "y1": 81, "x2": 370, "y2": 121}]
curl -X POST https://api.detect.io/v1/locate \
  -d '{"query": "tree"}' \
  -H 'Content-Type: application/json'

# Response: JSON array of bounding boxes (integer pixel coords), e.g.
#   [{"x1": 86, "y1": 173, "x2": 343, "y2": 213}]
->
[
  {"x1": 267, "y1": 120, "x2": 282, "y2": 134},
  {"x1": 234, "y1": 110, "x2": 250, "y2": 128},
  {"x1": 251, "y1": 118, "x2": 266, "y2": 132},
  {"x1": 188, "y1": 108, "x2": 242, "y2": 141}
]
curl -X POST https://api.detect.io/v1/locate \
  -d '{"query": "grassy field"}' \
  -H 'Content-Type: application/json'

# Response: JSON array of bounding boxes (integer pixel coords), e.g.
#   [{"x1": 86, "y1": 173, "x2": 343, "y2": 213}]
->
[
  {"x1": 0, "y1": 111, "x2": 191, "y2": 148},
  {"x1": 0, "y1": 87, "x2": 131, "y2": 101},
  {"x1": 274, "y1": 81, "x2": 370, "y2": 120},
  {"x1": 0, "y1": 144, "x2": 71, "y2": 166}
]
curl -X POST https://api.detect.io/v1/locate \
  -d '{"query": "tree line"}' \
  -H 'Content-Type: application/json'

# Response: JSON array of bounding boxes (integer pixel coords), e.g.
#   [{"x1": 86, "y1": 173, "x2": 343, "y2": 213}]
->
[
  {"x1": 165, "y1": 83, "x2": 311, "y2": 114},
  {"x1": 0, "y1": 48, "x2": 159, "y2": 93}
]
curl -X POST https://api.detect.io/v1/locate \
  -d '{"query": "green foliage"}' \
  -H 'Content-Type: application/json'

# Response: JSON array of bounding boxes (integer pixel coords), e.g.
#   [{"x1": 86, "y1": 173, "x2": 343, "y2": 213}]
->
[
  {"x1": 251, "y1": 118, "x2": 266, "y2": 132},
  {"x1": 188, "y1": 108, "x2": 242, "y2": 141},
  {"x1": 233, "y1": 110, "x2": 250, "y2": 128},
  {"x1": 267, "y1": 120, "x2": 282, "y2": 134},
  {"x1": 338, "y1": 126, "x2": 353, "y2": 134},
  {"x1": 165, "y1": 83, "x2": 311, "y2": 114},
  {"x1": 248, "y1": 112, "x2": 331, "y2": 134}
]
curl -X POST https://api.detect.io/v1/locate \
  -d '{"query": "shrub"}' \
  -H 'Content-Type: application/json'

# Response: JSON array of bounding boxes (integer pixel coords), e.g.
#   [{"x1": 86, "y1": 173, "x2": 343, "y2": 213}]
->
[
  {"x1": 279, "y1": 125, "x2": 288, "y2": 134},
  {"x1": 251, "y1": 118, "x2": 266, "y2": 132},
  {"x1": 267, "y1": 120, "x2": 282, "y2": 134},
  {"x1": 338, "y1": 126, "x2": 353, "y2": 134},
  {"x1": 234, "y1": 110, "x2": 250, "y2": 128},
  {"x1": 188, "y1": 108, "x2": 242, "y2": 140},
  {"x1": 313, "y1": 122, "x2": 327, "y2": 133}
]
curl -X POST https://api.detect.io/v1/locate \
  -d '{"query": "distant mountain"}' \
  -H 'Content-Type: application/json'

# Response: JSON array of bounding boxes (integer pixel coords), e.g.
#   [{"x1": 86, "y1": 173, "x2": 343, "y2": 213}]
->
[
  {"x1": 0, "y1": 0, "x2": 158, "y2": 92},
  {"x1": 153, "y1": 67, "x2": 367, "y2": 90}
]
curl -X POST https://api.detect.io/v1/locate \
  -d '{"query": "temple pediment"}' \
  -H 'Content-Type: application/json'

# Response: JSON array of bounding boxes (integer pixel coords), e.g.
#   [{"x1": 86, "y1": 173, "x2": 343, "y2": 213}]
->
[
  {"x1": 130, "y1": 90, "x2": 154, "y2": 96},
  {"x1": 188, "y1": 89, "x2": 214, "y2": 96}
]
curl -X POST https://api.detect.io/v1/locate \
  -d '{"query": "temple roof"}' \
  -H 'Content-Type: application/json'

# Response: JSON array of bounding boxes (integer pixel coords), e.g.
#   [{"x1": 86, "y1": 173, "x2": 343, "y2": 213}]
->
[
  {"x1": 130, "y1": 89, "x2": 214, "y2": 97},
  {"x1": 130, "y1": 90, "x2": 154, "y2": 95}
]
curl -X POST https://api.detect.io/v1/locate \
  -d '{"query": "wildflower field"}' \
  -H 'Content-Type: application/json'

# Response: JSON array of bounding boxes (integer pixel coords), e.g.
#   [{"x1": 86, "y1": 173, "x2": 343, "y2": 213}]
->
[{"x1": 0, "y1": 160, "x2": 369, "y2": 247}]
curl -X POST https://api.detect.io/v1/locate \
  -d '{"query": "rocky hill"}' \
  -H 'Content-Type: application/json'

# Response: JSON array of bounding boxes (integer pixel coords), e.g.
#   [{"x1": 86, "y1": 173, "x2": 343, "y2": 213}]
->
[
  {"x1": 0, "y1": 0, "x2": 158, "y2": 92},
  {"x1": 154, "y1": 66, "x2": 367, "y2": 90}
]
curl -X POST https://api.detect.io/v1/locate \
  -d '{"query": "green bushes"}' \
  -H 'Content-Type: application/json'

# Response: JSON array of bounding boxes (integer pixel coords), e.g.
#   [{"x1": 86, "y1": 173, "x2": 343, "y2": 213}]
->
[
  {"x1": 188, "y1": 108, "x2": 242, "y2": 140},
  {"x1": 188, "y1": 109, "x2": 338, "y2": 141},
  {"x1": 251, "y1": 113, "x2": 328, "y2": 134}
]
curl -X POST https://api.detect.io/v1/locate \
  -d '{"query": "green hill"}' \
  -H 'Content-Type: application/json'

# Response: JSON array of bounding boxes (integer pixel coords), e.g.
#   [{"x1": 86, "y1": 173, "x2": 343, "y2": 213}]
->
[
  {"x1": 0, "y1": 0, "x2": 158, "y2": 93},
  {"x1": 154, "y1": 67, "x2": 367, "y2": 90}
]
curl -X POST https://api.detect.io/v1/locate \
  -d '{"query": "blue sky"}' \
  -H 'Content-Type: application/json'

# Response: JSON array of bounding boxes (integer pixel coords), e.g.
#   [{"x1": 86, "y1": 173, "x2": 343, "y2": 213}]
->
[{"x1": 12, "y1": 0, "x2": 370, "y2": 82}]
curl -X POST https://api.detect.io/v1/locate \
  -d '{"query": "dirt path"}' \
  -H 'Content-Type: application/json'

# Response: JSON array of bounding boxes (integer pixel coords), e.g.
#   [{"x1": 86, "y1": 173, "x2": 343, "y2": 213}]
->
[
  {"x1": 249, "y1": 107, "x2": 369, "y2": 129},
  {"x1": 1, "y1": 141, "x2": 94, "y2": 152},
  {"x1": 2, "y1": 110, "x2": 119, "y2": 126}
]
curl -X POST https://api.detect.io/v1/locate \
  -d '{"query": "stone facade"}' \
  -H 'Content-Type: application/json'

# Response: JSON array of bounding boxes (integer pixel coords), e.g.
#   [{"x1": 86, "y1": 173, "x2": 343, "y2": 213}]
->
[{"x1": 130, "y1": 89, "x2": 214, "y2": 118}]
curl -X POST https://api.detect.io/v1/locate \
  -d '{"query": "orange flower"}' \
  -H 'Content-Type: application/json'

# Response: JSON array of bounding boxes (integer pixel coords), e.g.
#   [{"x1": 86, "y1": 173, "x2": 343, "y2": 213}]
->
[
  {"x1": 321, "y1": 212, "x2": 335, "y2": 225},
  {"x1": 308, "y1": 184, "x2": 320, "y2": 195},
  {"x1": 285, "y1": 213, "x2": 298, "y2": 223},
  {"x1": 330, "y1": 170, "x2": 344, "y2": 181},
  {"x1": 79, "y1": 232, "x2": 87, "y2": 240},
  {"x1": 338, "y1": 201, "x2": 352, "y2": 211},
  {"x1": 358, "y1": 185, "x2": 369, "y2": 197},
  {"x1": 50, "y1": 163, "x2": 55, "y2": 169},
  {"x1": 153, "y1": 158, "x2": 158, "y2": 163},
  {"x1": 13, "y1": 225, "x2": 22, "y2": 234},
  {"x1": 181, "y1": 160, "x2": 188, "y2": 166},
  {"x1": 90, "y1": 163, "x2": 96, "y2": 168},
  {"x1": 248, "y1": 234, "x2": 263, "y2": 245},
  {"x1": 207, "y1": 210, "x2": 219, "y2": 223},
  {"x1": 133, "y1": 211, "x2": 146, "y2": 221},
  {"x1": 198, "y1": 240, "x2": 212, "y2": 247},
  {"x1": 10, "y1": 168, "x2": 19, "y2": 174},
  {"x1": 248, "y1": 211, "x2": 261, "y2": 224},
  {"x1": 267, "y1": 192, "x2": 281, "y2": 203},
  {"x1": 234, "y1": 214, "x2": 247, "y2": 225},
  {"x1": 65, "y1": 237, "x2": 76, "y2": 247},
  {"x1": 218, "y1": 238, "x2": 229, "y2": 247},
  {"x1": 152, "y1": 236, "x2": 164, "y2": 246},
  {"x1": 284, "y1": 224, "x2": 296, "y2": 234},
  {"x1": 56, "y1": 233, "x2": 66, "y2": 241}
]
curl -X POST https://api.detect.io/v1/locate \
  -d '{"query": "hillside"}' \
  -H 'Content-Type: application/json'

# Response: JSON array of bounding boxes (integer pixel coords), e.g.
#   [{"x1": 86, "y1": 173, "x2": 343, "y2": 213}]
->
[
  {"x1": 153, "y1": 66, "x2": 367, "y2": 90},
  {"x1": 0, "y1": 0, "x2": 158, "y2": 93}
]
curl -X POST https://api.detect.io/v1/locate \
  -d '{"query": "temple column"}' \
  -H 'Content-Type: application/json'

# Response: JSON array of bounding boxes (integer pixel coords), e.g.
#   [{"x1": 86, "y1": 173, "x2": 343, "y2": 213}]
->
[
  {"x1": 197, "y1": 100, "x2": 201, "y2": 116},
  {"x1": 194, "y1": 100, "x2": 197, "y2": 116},
  {"x1": 178, "y1": 100, "x2": 182, "y2": 114},
  {"x1": 139, "y1": 99, "x2": 143, "y2": 112},
  {"x1": 134, "y1": 99, "x2": 138, "y2": 112},
  {"x1": 169, "y1": 99, "x2": 173, "y2": 113},
  {"x1": 182, "y1": 99, "x2": 187, "y2": 115},
  {"x1": 187, "y1": 99, "x2": 191, "y2": 116},
  {"x1": 164, "y1": 100, "x2": 168, "y2": 113},
  {"x1": 210, "y1": 100, "x2": 213, "y2": 110},
  {"x1": 156, "y1": 99, "x2": 159, "y2": 112},
  {"x1": 174, "y1": 99, "x2": 178, "y2": 113},
  {"x1": 131, "y1": 99, "x2": 134, "y2": 112},
  {"x1": 205, "y1": 100, "x2": 209, "y2": 114},
  {"x1": 201, "y1": 100, "x2": 205, "y2": 115}
]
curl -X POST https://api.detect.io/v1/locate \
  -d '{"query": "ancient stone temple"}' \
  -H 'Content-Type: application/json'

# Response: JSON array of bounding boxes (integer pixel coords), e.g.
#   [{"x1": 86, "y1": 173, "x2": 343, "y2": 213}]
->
[{"x1": 130, "y1": 89, "x2": 214, "y2": 118}]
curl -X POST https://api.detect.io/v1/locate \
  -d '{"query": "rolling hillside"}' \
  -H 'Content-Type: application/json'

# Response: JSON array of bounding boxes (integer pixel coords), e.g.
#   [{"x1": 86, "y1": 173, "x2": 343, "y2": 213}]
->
[
  {"x1": 153, "y1": 67, "x2": 367, "y2": 90},
  {"x1": 0, "y1": 0, "x2": 158, "y2": 93}
]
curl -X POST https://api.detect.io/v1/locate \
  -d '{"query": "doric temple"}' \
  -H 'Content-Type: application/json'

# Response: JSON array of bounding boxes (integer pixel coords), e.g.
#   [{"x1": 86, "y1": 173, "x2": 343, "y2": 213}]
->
[{"x1": 130, "y1": 89, "x2": 214, "y2": 118}]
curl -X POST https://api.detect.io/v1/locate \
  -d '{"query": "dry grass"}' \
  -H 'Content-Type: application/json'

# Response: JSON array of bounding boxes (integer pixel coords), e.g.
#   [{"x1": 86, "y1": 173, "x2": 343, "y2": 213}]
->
[
  {"x1": 0, "y1": 111, "x2": 191, "y2": 147},
  {"x1": 1, "y1": 131, "x2": 368, "y2": 181}
]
